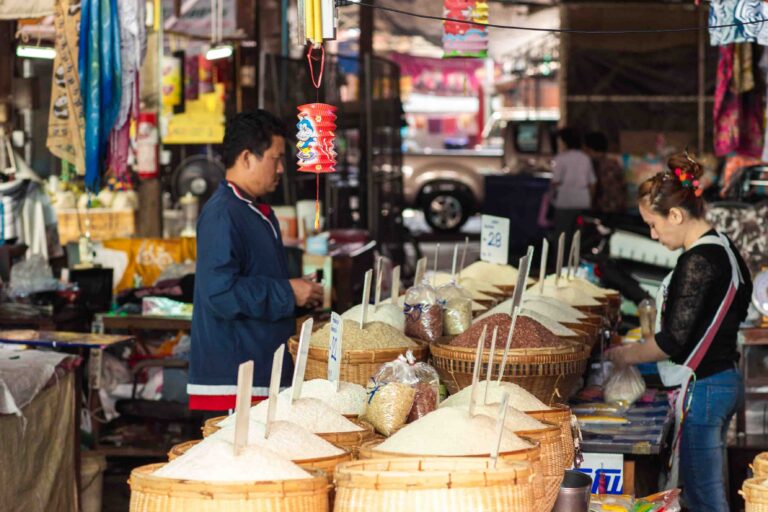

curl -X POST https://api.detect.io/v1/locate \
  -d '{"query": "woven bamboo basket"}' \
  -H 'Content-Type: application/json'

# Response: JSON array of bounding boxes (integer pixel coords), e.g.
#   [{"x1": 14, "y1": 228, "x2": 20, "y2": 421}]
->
[
  {"x1": 741, "y1": 477, "x2": 768, "y2": 511},
  {"x1": 754, "y1": 453, "x2": 768, "y2": 478},
  {"x1": 561, "y1": 328, "x2": 593, "y2": 351},
  {"x1": 202, "y1": 416, "x2": 226, "y2": 437},
  {"x1": 575, "y1": 304, "x2": 606, "y2": 316},
  {"x1": 287, "y1": 336, "x2": 428, "y2": 387},
  {"x1": 429, "y1": 340, "x2": 590, "y2": 404},
  {"x1": 526, "y1": 403, "x2": 574, "y2": 470},
  {"x1": 334, "y1": 457, "x2": 536, "y2": 512},
  {"x1": 512, "y1": 422, "x2": 564, "y2": 511},
  {"x1": 129, "y1": 463, "x2": 330, "y2": 512},
  {"x1": 563, "y1": 322, "x2": 600, "y2": 349},
  {"x1": 356, "y1": 439, "x2": 547, "y2": 512},
  {"x1": 316, "y1": 419, "x2": 376, "y2": 456},
  {"x1": 167, "y1": 440, "x2": 353, "y2": 482}
]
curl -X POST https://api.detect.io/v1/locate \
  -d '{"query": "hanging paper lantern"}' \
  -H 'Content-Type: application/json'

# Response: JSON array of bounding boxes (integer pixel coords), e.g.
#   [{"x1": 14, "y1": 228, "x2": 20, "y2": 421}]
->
[
  {"x1": 443, "y1": 0, "x2": 489, "y2": 58},
  {"x1": 296, "y1": 103, "x2": 337, "y2": 174},
  {"x1": 297, "y1": 103, "x2": 337, "y2": 230}
]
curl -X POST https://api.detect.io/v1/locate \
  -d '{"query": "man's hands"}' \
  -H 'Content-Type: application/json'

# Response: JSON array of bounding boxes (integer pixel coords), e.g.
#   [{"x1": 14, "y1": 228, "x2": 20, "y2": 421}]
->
[{"x1": 290, "y1": 278, "x2": 324, "y2": 308}]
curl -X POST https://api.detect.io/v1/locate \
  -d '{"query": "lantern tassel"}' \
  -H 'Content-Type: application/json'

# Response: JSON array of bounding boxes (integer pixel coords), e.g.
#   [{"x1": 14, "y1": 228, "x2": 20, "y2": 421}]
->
[{"x1": 315, "y1": 174, "x2": 321, "y2": 231}]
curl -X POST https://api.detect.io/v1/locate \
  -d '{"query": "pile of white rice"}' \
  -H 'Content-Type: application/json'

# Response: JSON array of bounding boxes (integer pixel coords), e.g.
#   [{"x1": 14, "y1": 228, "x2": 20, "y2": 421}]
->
[
  {"x1": 376, "y1": 407, "x2": 532, "y2": 455},
  {"x1": 281, "y1": 378, "x2": 367, "y2": 416},
  {"x1": 219, "y1": 396, "x2": 363, "y2": 433},
  {"x1": 440, "y1": 381, "x2": 551, "y2": 412},
  {"x1": 209, "y1": 419, "x2": 344, "y2": 459},
  {"x1": 154, "y1": 438, "x2": 310, "y2": 482}
]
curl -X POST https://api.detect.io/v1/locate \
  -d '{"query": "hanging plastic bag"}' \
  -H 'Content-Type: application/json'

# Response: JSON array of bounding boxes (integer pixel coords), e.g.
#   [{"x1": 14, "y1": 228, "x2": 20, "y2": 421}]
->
[
  {"x1": 403, "y1": 280, "x2": 443, "y2": 342},
  {"x1": 604, "y1": 365, "x2": 646, "y2": 406},
  {"x1": 436, "y1": 281, "x2": 472, "y2": 336}
]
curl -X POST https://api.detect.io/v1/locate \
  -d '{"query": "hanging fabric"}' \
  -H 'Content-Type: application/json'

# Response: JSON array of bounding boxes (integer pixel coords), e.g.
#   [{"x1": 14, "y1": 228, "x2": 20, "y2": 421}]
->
[
  {"x1": 47, "y1": 0, "x2": 86, "y2": 175},
  {"x1": 713, "y1": 44, "x2": 764, "y2": 157},
  {"x1": 443, "y1": 0, "x2": 489, "y2": 58},
  {"x1": 79, "y1": 0, "x2": 123, "y2": 193}
]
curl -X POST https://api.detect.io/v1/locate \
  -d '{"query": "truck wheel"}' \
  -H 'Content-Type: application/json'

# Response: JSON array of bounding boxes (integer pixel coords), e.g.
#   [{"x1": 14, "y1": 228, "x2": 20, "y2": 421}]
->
[{"x1": 423, "y1": 191, "x2": 470, "y2": 232}]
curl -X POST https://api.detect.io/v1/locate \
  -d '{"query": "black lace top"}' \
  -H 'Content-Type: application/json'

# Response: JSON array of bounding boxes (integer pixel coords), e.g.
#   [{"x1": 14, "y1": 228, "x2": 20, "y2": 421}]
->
[{"x1": 655, "y1": 230, "x2": 753, "y2": 379}]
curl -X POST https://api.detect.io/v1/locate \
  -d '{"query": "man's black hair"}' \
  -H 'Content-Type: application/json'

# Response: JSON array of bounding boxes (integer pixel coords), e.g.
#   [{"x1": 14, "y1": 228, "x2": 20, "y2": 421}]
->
[
  {"x1": 557, "y1": 127, "x2": 582, "y2": 150},
  {"x1": 222, "y1": 110, "x2": 290, "y2": 168},
  {"x1": 584, "y1": 132, "x2": 608, "y2": 153}
]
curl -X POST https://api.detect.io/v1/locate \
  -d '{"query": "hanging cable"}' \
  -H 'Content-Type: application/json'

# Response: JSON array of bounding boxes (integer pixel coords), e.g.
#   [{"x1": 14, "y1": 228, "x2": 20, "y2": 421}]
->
[{"x1": 340, "y1": 0, "x2": 768, "y2": 36}]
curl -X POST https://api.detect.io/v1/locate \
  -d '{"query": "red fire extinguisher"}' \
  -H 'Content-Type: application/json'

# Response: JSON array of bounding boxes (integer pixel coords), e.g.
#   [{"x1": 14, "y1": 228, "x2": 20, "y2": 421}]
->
[{"x1": 136, "y1": 112, "x2": 159, "y2": 180}]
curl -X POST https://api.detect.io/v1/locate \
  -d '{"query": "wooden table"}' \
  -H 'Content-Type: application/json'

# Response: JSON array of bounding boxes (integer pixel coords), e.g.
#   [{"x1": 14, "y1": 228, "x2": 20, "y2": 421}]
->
[{"x1": 101, "y1": 314, "x2": 192, "y2": 332}]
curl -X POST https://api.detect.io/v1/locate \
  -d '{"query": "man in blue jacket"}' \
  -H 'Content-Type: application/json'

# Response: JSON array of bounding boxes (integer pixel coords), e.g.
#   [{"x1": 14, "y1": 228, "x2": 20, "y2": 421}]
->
[{"x1": 187, "y1": 110, "x2": 323, "y2": 412}]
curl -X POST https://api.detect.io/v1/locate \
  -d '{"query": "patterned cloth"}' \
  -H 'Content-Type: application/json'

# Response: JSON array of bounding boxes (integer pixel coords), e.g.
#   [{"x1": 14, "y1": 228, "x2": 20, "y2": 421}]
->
[
  {"x1": 713, "y1": 44, "x2": 764, "y2": 157},
  {"x1": 709, "y1": 0, "x2": 768, "y2": 46},
  {"x1": 707, "y1": 202, "x2": 768, "y2": 277},
  {"x1": 46, "y1": 0, "x2": 86, "y2": 174}
]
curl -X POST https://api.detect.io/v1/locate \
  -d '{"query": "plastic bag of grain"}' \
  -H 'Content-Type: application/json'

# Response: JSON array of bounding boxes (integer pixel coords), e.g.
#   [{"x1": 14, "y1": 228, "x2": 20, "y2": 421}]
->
[
  {"x1": 403, "y1": 280, "x2": 443, "y2": 342},
  {"x1": 604, "y1": 365, "x2": 646, "y2": 406},
  {"x1": 436, "y1": 281, "x2": 472, "y2": 336},
  {"x1": 362, "y1": 382, "x2": 415, "y2": 436}
]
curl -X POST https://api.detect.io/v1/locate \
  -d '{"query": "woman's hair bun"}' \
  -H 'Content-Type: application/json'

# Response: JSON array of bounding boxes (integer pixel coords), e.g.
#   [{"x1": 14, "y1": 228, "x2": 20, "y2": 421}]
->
[{"x1": 666, "y1": 152, "x2": 703, "y2": 181}]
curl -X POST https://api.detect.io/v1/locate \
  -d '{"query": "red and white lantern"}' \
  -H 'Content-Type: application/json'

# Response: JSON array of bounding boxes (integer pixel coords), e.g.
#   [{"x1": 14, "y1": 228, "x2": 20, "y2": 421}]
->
[{"x1": 296, "y1": 103, "x2": 337, "y2": 229}]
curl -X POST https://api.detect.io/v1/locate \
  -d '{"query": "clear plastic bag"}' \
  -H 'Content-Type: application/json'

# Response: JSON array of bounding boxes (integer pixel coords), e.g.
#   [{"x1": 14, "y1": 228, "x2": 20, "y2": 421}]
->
[
  {"x1": 604, "y1": 365, "x2": 646, "y2": 406},
  {"x1": 8, "y1": 255, "x2": 59, "y2": 297},
  {"x1": 362, "y1": 382, "x2": 415, "y2": 436},
  {"x1": 362, "y1": 350, "x2": 440, "y2": 435},
  {"x1": 631, "y1": 489, "x2": 681, "y2": 512},
  {"x1": 404, "y1": 281, "x2": 443, "y2": 342},
  {"x1": 436, "y1": 281, "x2": 472, "y2": 336}
]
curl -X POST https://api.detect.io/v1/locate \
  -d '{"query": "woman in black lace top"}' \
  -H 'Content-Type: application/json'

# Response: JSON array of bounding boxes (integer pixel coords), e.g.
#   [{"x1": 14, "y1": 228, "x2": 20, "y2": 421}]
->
[{"x1": 608, "y1": 153, "x2": 750, "y2": 511}]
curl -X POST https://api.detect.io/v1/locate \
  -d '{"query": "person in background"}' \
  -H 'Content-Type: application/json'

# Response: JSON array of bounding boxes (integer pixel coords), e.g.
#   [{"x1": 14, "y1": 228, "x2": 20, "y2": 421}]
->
[
  {"x1": 607, "y1": 153, "x2": 750, "y2": 511},
  {"x1": 584, "y1": 131, "x2": 627, "y2": 214},
  {"x1": 188, "y1": 110, "x2": 323, "y2": 416},
  {"x1": 550, "y1": 127, "x2": 596, "y2": 241}
]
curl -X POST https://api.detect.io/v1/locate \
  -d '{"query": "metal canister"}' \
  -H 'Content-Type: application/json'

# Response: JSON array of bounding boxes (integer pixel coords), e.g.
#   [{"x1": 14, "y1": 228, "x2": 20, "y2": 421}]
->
[{"x1": 553, "y1": 470, "x2": 592, "y2": 512}]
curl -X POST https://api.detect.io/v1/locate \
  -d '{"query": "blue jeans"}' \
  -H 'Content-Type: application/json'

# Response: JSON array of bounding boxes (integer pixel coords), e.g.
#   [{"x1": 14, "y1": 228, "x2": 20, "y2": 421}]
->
[{"x1": 680, "y1": 368, "x2": 744, "y2": 512}]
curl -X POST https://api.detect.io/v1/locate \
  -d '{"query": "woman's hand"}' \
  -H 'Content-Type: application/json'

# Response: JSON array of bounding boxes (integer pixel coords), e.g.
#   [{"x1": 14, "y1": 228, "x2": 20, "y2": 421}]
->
[{"x1": 606, "y1": 345, "x2": 635, "y2": 368}]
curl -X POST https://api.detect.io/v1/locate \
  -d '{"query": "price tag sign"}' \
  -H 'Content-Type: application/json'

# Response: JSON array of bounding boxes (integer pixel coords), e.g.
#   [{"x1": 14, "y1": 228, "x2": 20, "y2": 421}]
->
[
  {"x1": 327, "y1": 312, "x2": 343, "y2": 390},
  {"x1": 480, "y1": 215, "x2": 510, "y2": 265}
]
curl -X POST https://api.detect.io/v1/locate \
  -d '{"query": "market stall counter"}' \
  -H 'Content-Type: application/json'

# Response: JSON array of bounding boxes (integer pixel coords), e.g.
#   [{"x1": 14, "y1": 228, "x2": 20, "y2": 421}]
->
[
  {"x1": 0, "y1": 349, "x2": 82, "y2": 511},
  {"x1": 572, "y1": 392, "x2": 674, "y2": 497}
]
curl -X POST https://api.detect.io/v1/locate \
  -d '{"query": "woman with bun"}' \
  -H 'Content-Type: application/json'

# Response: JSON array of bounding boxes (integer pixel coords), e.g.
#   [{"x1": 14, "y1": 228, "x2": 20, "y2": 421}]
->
[{"x1": 607, "y1": 153, "x2": 751, "y2": 510}]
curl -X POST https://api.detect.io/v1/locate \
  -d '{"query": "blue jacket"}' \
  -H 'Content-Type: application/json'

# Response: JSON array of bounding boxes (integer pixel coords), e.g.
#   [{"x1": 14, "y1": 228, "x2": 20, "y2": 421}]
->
[{"x1": 188, "y1": 182, "x2": 296, "y2": 402}]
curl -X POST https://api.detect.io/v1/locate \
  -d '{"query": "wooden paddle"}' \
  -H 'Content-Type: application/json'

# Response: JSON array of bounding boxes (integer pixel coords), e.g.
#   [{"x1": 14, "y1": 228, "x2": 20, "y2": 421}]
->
[
  {"x1": 497, "y1": 306, "x2": 521, "y2": 383},
  {"x1": 291, "y1": 318, "x2": 314, "y2": 403},
  {"x1": 264, "y1": 346, "x2": 285, "y2": 439},
  {"x1": 538, "y1": 239, "x2": 549, "y2": 295},
  {"x1": 359, "y1": 269, "x2": 373, "y2": 329},
  {"x1": 555, "y1": 232, "x2": 566, "y2": 287},
  {"x1": 468, "y1": 325, "x2": 488, "y2": 418},
  {"x1": 484, "y1": 326, "x2": 498, "y2": 405},
  {"x1": 491, "y1": 392, "x2": 510, "y2": 468},
  {"x1": 233, "y1": 360, "x2": 254, "y2": 455}
]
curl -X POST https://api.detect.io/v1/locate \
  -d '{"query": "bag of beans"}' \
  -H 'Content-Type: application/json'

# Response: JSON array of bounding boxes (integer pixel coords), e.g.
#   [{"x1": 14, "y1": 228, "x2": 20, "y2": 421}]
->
[
  {"x1": 404, "y1": 280, "x2": 443, "y2": 343},
  {"x1": 362, "y1": 351, "x2": 440, "y2": 435},
  {"x1": 436, "y1": 281, "x2": 473, "y2": 336}
]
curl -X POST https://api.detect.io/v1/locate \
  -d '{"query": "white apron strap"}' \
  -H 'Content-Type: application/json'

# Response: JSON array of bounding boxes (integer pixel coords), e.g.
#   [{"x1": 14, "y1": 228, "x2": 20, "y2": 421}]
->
[{"x1": 661, "y1": 233, "x2": 742, "y2": 489}]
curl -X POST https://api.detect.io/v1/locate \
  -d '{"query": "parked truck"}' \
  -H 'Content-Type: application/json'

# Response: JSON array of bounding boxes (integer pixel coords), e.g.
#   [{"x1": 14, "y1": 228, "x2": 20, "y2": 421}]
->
[{"x1": 402, "y1": 110, "x2": 558, "y2": 231}]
